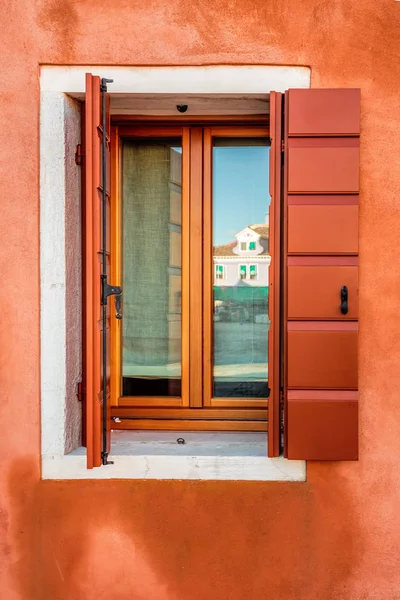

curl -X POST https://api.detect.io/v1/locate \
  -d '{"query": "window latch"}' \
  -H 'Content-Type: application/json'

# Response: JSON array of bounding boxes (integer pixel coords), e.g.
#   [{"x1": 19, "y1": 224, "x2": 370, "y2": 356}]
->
[
  {"x1": 101, "y1": 275, "x2": 123, "y2": 319},
  {"x1": 114, "y1": 293, "x2": 123, "y2": 320}
]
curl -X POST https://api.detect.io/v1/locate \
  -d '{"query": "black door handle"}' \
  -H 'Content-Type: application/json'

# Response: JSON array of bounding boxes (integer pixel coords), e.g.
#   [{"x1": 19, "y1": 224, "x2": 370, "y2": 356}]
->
[{"x1": 340, "y1": 286, "x2": 348, "y2": 315}]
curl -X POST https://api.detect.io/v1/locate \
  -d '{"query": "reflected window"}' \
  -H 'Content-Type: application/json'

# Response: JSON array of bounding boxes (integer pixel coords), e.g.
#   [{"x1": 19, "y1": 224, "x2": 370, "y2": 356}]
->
[
  {"x1": 239, "y1": 265, "x2": 247, "y2": 280},
  {"x1": 215, "y1": 264, "x2": 225, "y2": 280}
]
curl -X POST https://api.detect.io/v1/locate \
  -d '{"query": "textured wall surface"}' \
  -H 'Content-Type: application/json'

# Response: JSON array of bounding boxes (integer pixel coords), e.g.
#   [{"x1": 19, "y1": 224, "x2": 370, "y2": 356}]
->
[{"x1": 1, "y1": 0, "x2": 400, "y2": 598}]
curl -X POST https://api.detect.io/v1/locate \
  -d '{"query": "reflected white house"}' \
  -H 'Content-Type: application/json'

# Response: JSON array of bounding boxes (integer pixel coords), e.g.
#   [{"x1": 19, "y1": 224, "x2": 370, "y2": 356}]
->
[
  {"x1": 212, "y1": 224, "x2": 270, "y2": 394},
  {"x1": 213, "y1": 224, "x2": 271, "y2": 287}
]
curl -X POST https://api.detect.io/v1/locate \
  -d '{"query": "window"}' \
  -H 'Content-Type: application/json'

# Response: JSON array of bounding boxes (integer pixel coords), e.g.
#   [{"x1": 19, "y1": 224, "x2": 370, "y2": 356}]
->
[
  {"x1": 249, "y1": 241, "x2": 256, "y2": 251},
  {"x1": 249, "y1": 265, "x2": 257, "y2": 280},
  {"x1": 110, "y1": 126, "x2": 271, "y2": 426},
  {"x1": 81, "y1": 74, "x2": 359, "y2": 470},
  {"x1": 240, "y1": 242, "x2": 246, "y2": 251},
  {"x1": 215, "y1": 264, "x2": 224, "y2": 280},
  {"x1": 41, "y1": 66, "x2": 323, "y2": 480}
]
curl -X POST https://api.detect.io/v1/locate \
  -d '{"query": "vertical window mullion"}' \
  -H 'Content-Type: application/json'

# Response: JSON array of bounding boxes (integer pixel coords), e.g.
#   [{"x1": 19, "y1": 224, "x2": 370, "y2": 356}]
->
[
  {"x1": 202, "y1": 128, "x2": 213, "y2": 407},
  {"x1": 189, "y1": 127, "x2": 204, "y2": 408}
]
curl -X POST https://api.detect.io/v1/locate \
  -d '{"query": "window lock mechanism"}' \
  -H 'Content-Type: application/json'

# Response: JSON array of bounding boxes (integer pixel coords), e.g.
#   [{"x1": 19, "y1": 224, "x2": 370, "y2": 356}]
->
[{"x1": 101, "y1": 275, "x2": 122, "y2": 319}]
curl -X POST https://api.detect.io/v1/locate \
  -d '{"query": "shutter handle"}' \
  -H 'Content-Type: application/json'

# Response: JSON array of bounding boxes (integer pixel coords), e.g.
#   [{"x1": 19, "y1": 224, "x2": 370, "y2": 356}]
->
[
  {"x1": 340, "y1": 286, "x2": 348, "y2": 315},
  {"x1": 114, "y1": 292, "x2": 123, "y2": 320}
]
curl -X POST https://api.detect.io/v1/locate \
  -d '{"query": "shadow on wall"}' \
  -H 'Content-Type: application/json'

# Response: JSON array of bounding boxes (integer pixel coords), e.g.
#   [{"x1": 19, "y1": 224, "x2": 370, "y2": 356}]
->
[{"x1": 6, "y1": 457, "x2": 363, "y2": 600}]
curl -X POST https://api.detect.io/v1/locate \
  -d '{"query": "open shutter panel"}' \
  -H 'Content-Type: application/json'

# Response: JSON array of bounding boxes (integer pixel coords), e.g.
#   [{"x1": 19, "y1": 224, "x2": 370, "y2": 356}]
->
[
  {"x1": 85, "y1": 74, "x2": 114, "y2": 468},
  {"x1": 284, "y1": 89, "x2": 360, "y2": 460}
]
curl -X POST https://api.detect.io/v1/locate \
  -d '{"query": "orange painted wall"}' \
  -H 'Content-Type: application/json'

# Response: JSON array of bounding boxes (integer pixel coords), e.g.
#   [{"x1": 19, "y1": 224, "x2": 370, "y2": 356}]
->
[{"x1": 1, "y1": 1, "x2": 400, "y2": 598}]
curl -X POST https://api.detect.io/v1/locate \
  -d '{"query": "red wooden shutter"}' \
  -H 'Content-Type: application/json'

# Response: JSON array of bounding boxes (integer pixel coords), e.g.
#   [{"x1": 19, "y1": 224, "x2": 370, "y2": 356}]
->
[
  {"x1": 268, "y1": 92, "x2": 283, "y2": 457},
  {"x1": 284, "y1": 89, "x2": 360, "y2": 460},
  {"x1": 85, "y1": 73, "x2": 112, "y2": 468}
]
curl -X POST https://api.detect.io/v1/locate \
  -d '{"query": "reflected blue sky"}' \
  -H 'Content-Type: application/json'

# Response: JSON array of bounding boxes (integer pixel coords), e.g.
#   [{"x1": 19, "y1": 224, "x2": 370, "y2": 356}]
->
[{"x1": 213, "y1": 145, "x2": 270, "y2": 246}]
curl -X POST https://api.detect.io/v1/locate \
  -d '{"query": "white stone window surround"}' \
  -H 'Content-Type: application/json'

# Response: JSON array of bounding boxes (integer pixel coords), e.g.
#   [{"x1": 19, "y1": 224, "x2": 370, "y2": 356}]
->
[{"x1": 40, "y1": 65, "x2": 310, "y2": 481}]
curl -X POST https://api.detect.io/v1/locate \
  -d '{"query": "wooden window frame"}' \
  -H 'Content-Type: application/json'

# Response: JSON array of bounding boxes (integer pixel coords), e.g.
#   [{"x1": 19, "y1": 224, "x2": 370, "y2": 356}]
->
[
  {"x1": 110, "y1": 121, "x2": 273, "y2": 431},
  {"x1": 111, "y1": 126, "x2": 190, "y2": 410}
]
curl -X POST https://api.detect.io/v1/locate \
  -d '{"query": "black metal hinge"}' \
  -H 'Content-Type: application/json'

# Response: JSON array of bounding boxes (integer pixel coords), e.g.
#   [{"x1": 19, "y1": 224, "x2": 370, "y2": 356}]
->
[
  {"x1": 279, "y1": 387, "x2": 285, "y2": 454},
  {"x1": 279, "y1": 387, "x2": 285, "y2": 432},
  {"x1": 101, "y1": 77, "x2": 113, "y2": 92},
  {"x1": 77, "y1": 381, "x2": 85, "y2": 402},
  {"x1": 75, "y1": 144, "x2": 84, "y2": 165},
  {"x1": 281, "y1": 140, "x2": 285, "y2": 153},
  {"x1": 101, "y1": 451, "x2": 114, "y2": 465}
]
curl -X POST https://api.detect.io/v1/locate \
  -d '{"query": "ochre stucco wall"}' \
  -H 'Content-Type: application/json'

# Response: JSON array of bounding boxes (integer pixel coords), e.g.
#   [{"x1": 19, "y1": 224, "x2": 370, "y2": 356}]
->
[{"x1": 1, "y1": 1, "x2": 400, "y2": 598}]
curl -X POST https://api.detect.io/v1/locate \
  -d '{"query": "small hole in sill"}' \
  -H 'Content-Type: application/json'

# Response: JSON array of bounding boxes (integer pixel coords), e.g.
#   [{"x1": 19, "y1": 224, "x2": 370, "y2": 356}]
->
[{"x1": 109, "y1": 430, "x2": 268, "y2": 457}]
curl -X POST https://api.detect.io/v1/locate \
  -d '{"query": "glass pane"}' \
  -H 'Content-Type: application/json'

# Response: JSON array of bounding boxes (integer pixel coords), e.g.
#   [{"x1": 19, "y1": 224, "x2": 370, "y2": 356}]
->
[
  {"x1": 212, "y1": 138, "x2": 271, "y2": 398},
  {"x1": 122, "y1": 139, "x2": 182, "y2": 397}
]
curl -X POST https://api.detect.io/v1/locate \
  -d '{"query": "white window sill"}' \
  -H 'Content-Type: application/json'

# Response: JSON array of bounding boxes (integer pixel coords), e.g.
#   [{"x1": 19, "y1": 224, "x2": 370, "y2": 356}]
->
[{"x1": 42, "y1": 431, "x2": 306, "y2": 481}]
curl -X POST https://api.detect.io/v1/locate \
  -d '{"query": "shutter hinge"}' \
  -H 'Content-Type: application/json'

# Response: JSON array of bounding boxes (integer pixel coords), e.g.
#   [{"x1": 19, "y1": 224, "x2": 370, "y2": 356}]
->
[
  {"x1": 281, "y1": 140, "x2": 285, "y2": 153},
  {"x1": 100, "y1": 78, "x2": 113, "y2": 93},
  {"x1": 77, "y1": 381, "x2": 85, "y2": 402},
  {"x1": 279, "y1": 387, "x2": 285, "y2": 453},
  {"x1": 101, "y1": 451, "x2": 114, "y2": 465},
  {"x1": 279, "y1": 387, "x2": 285, "y2": 433},
  {"x1": 75, "y1": 144, "x2": 84, "y2": 165}
]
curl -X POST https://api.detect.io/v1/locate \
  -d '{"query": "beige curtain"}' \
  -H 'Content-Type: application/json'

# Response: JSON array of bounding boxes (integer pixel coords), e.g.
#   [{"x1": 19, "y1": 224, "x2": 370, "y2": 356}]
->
[{"x1": 122, "y1": 140, "x2": 182, "y2": 378}]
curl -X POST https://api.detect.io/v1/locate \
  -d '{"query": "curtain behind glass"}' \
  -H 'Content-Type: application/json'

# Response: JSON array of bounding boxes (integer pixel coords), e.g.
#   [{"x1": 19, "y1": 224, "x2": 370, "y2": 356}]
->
[{"x1": 122, "y1": 139, "x2": 182, "y2": 396}]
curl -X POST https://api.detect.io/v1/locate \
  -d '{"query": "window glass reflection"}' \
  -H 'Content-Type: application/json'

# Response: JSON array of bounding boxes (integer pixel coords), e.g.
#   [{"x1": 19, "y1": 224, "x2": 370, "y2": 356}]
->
[{"x1": 212, "y1": 138, "x2": 271, "y2": 398}]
